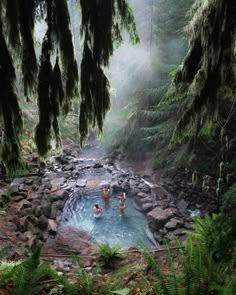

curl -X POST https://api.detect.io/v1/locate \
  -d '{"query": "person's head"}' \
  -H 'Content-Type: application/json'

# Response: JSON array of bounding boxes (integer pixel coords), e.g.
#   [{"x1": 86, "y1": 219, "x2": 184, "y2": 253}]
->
[{"x1": 94, "y1": 204, "x2": 99, "y2": 209}]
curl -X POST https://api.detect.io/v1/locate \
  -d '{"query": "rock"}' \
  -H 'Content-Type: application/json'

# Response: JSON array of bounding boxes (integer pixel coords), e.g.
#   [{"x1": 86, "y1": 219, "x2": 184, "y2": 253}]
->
[
  {"x1": 41, "y1": 200, "x2": 51, "y2": 218},
  {"x1": 51, "y1": 178, "x2": 66, "y2": 190},
  {"x1": 110, "y1": 181, "x2": 120, "y2": 192},
  {"x1": 38, "y1": 215, "x2": 48, "y2": 230},
  {"x1": 10, "y1": 185, "x2": 19, "y2": 195},
  {"x1": 151, "y1": 184, "x2": 172, "y2": 200},
  {"x1": 176, "y1": 199, "x2": 189, "y2": 210},
  {"x1": 64, "y1": 164, "x2": 74, "y2": 171},
  {"x1": 184, "y1": 222, "x2": 193, "y2": 230},
  {"x1": 140, "y1": 202, "x2": 153, "y2": 213},
  {"x1": 25, "y1": 178, "x2": 34, "y2": 185},
  {"x1": 98, "y1": 181, "x2": 110, "y2": 188},
  {"x1": 12, "y1": 195, "x2": 26, "y2": 202},
  {"x1": 23, "y1": 231, "x2": 37, "y2": 248},
  {"x1": 165, "y1": 232, "x2": 176, "y2": 241},
  {"x1": 19, "y1": 184, "x2": 27, "y2": 191},
  {"x1": 154, "y1": 200, "x2": 169, "y2": 209},
  {"x1": 134, "y1": 195, "x2": 153, "y2": 207},
  {"x1": 137, "y1": 192, "x2": 151, "y2": 199},
  {"x1": 138, "y1": 182, "x2": 150, "y2": 193},
  {"x1": 129, "y1": 187, "x2": 140, "y2": 195},
  {"x1": 34, "y1": 206, "x2": 42, "y2": 217},
  {"x1": 55, "y1": 200, "x2": 65, "y2": 210},
  {"x1": 48, "y1": 219, "x2": 57, "y2": 235},
  {"x1": 10, "y1": 199, "x2": 32, "y2": 212},
  {"x1": 174, "y1": 228, "x2": 186, "y2": 236},
  {"x1": 165, "y1": 218, "x2": 180, "y2": 230},
  {"x1": 153, "y1": 232, "x2": 163, "y2": 244},
  {"x1": 11, "y1": 216, "x2": 21, "y2": 230},
  {"x1": 62, "y1": 148, "x2": 71, "y2": 156},
  {"x1": 26, "y1": 214, "x2": 38, "y2": 225},
  {"x1": 64, "y1": 171, "x2": 71, "y2": 178},
  {"x1": 76, "y1": 179, "x2": 87, "y2": 187},
  {"x1": 50, "y1": 204, "x2": 58, "y2": 219},
  {"x1": 27, "y1": 222, "x2": 40, "y2": 234},
  {"x1": 55, "y1": 155, "x2": 69, "y2": 165},
  {"x1": 129, "y1": 179, "x2": 137, "y2": 187},
  {"x1": 178, "y1": 191, "x2": 188, "y2": 200},
  {"x1": 121, "y1": 182, "x2": 130, "y2": 191},
  {"x1": 93, "y1": 162, "x2": 103, "y2": 168},
  {"x1": 52, "y1": 189, "x2": 69, "y2": 201},
  {"x1": 32, "y1": 184, "x2": 39, "y2": 191},
  {"x1": 147, "y1": 207, "x2": 177, "y2": 231}
]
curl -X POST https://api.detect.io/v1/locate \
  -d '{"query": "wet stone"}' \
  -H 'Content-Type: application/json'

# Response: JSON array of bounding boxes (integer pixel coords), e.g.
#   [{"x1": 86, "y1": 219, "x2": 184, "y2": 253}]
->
[
  {"x1": 177, "y1": 199, "x2": 189, "y2": 210},
  {"x1": 165, "y1": 218, "x2": 180, "y2": 230},
  {"x1": 76, "y1": 179, "x2": 87, "y2": 187}
]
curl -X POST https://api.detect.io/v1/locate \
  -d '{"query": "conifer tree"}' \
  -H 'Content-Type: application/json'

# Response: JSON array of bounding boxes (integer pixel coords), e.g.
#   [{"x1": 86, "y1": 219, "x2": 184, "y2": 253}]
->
[{"x1": 162, "y1": 0, "x2": 236, "y2": 142}]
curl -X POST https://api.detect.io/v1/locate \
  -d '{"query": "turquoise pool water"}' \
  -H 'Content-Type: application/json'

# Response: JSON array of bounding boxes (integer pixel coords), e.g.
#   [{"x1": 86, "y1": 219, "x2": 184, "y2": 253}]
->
[{"x1": 64, "y1": 191, "x2": 157, "y2": 249}]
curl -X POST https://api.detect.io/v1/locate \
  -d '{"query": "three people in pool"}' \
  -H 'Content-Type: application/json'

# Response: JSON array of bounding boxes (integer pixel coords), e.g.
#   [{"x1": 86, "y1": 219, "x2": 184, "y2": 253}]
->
[{"x1": 93, "y1": 188, "x2": 126, "y2": 218}]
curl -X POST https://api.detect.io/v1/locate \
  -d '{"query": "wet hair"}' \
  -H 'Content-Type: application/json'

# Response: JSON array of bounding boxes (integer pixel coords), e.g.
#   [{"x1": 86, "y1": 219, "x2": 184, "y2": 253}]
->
[{"x1": 94, "y1": 204, "x2": 99, "y2": 208}]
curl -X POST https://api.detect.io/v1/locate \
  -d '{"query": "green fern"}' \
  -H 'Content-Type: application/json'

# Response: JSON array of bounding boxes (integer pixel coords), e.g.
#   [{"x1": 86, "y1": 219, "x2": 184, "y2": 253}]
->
[
  {"x1": 110, "y1": 288, "x2": 130, "y2": 295},
  {"x1": 97, "y1": 265, "x2": 130, "y2": 295},
  {"x1": 0, "y1": 248, "x2": 77, "y2": 295},
  {"x1": 72, "y1": 254, "x2": 101, "y2": 295},
  {"x1": 98, "y1": 243, "x2": 123, "y2": 267},
  {"x1": 140, "y1": 242, "x2": 171, "y2": 295}
]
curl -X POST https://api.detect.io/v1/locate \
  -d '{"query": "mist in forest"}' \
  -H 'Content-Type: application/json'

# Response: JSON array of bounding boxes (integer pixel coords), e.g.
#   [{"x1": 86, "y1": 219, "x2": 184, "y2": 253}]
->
[{"x1": 100, "y1": 0, "x2": 190, "y2": 148}]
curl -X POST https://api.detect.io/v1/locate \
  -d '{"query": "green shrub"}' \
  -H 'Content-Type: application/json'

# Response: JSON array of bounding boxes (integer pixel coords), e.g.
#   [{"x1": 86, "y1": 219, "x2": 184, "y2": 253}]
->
[
  {"x1": 98, "y1": 243, "x2": 123, "y2": 267},
  {"x1": 140, "y1": 213, "x2": 236, "y2": 295},
  {"x1": 0, "y1": 247, "x2": 77, "y2": 295}
]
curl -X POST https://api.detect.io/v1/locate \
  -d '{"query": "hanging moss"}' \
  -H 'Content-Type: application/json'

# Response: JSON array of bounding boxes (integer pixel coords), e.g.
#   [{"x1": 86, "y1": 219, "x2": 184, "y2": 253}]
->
[
  {"x1": 0, "y1": 8, "x2": 25, "y2": 176},
  {"x1": 0, "y1": 0, "x2": 139, "y2": 174},
  {"x1": 79, "y1": 0, "x2": 139, "y2": 142},
  {"x1": 160, "y1": 0, "x2": 236, "y2": 143},
  {"x1": 54, "y1": 0, "x2": 79, "y2": 110},
  {"x1": 35, "y1": 34, "x2": 53, "y2": 157},
  {"x1": 19, "y1": 0, "x2": 38, "y2": 95},
  {"x1": 6, "y1": 0, "x2": 21, "y2": 53}
]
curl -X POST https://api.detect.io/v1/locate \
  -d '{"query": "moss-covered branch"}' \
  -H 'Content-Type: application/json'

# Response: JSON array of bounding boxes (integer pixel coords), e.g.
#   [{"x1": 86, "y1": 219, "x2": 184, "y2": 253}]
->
[{"x1": 161, "y1": 0, "x2": 236, "y2": 142}]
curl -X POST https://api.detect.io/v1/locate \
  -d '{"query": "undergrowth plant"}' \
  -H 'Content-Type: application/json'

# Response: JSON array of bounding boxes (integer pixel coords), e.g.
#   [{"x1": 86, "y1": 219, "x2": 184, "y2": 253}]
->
[
  {"x1": 96, "y1": 265, "x2": 130, "y2": 295},
  {"x1": 140, "y1": 211, "x2": 236, "y2": 295},
  {"x1": 98, "y1": 243, "x2": 123, "y2": 267},
  {"x1": 72, "y1": 254, "x2": 101, "y2": 295},
  {"x1": 0, "y1": 248, "x2": 77, "y2": 295}
]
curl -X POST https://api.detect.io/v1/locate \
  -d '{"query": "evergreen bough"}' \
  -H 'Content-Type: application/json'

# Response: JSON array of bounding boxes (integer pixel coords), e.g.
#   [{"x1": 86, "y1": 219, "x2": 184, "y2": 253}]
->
[{"x1": 161, "y1": 0, "x2": 236, "y2": 143}]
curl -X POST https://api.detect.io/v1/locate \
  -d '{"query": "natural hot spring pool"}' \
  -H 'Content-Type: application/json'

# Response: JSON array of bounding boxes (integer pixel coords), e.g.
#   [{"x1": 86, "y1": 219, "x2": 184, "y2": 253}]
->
[{"x1": 62, "y1": 191, "x2": 157, "y2": 249}]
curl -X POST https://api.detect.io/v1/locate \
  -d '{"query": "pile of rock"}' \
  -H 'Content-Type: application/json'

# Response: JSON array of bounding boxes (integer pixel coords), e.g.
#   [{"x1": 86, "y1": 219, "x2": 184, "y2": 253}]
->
[{"x1": 0, "y1": 144, "x2": 218, "y2": 259}]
